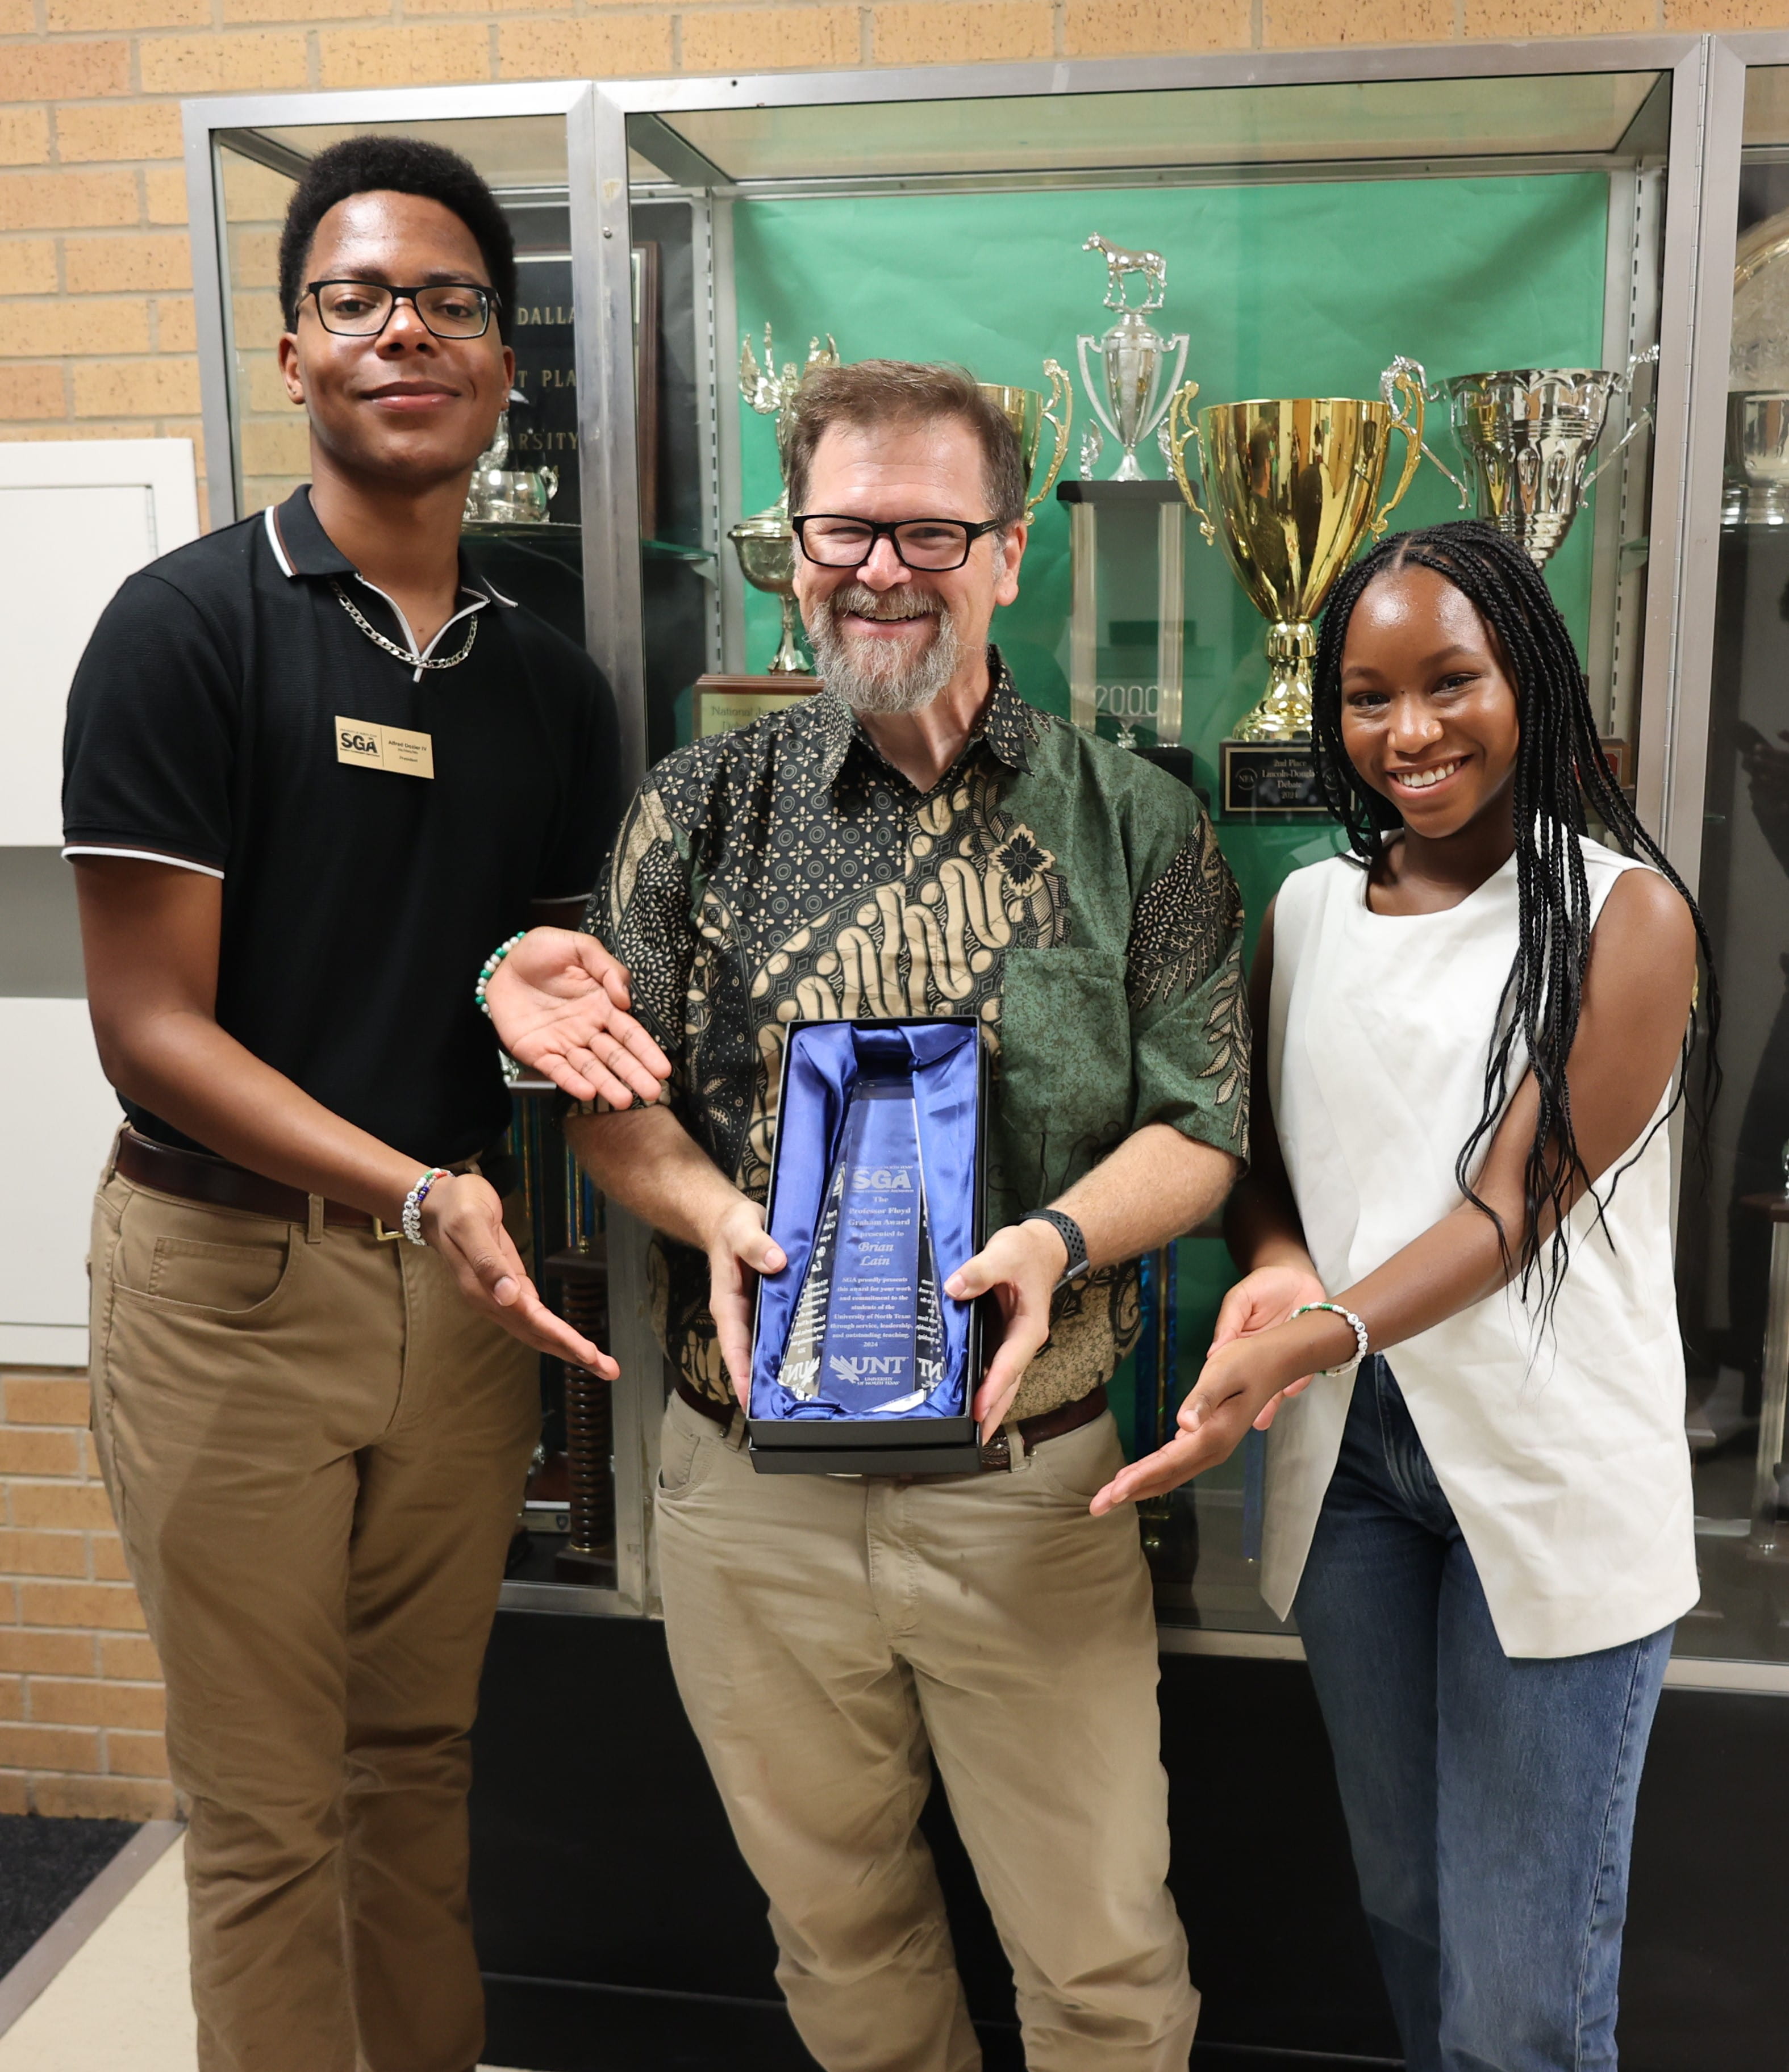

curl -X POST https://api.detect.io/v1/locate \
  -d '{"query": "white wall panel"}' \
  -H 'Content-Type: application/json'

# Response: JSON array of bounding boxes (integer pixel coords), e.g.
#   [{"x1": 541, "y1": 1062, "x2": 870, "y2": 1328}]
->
[
  {"x1": 0, "y1": 997, "x2": 119, "y2": 1366},
  {"x1": 0, "y1": 441, "x2": 198, "y2": 847}
]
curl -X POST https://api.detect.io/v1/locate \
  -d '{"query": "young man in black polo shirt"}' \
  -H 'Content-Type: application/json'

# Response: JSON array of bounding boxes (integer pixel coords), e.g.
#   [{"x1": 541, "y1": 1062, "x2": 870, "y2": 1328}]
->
[{"x1": 61, "y1": 137, "x2": 667, "y2": 2072}]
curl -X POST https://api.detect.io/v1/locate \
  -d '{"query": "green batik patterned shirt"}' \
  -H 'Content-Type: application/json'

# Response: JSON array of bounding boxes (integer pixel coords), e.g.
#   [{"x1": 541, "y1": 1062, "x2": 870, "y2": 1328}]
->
[{"x1": 579, "y1": 650, "x2": 1249, "y2": 1419}]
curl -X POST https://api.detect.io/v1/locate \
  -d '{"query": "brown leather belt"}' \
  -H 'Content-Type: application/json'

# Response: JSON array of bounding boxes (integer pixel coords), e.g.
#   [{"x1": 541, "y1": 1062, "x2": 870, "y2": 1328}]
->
[
  {"x1": 675, "y1": 1376, "x2": 1107, "y2": 1474},
  {"x1": 113, "y1": 1127, "x2": 445, "y2": 1235}
]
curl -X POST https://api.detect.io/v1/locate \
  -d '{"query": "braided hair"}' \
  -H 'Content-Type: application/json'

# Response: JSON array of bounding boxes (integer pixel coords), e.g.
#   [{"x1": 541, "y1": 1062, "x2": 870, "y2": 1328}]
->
[{"x1": 1310, "y1": 519, "x2": 1719, "y2": 1306}]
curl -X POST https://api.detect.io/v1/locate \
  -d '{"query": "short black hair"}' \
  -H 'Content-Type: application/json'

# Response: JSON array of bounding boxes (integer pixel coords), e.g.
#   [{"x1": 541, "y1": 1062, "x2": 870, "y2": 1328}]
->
[{"x1": 277, "y1": 135, "x2": 517, "y2": 339}]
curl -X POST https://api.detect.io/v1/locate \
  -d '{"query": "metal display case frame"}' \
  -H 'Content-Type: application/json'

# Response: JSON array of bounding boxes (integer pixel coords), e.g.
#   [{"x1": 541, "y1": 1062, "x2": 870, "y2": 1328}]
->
[{"x1": 182, "y1": 34, "x2": 1774, "y2": 1685}]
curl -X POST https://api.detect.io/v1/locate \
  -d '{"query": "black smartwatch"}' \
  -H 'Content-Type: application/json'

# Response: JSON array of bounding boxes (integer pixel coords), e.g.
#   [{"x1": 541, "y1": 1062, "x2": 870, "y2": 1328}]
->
[{"x1": 1020, "y1": 1209, "x2": 1090, "y2": 1291}]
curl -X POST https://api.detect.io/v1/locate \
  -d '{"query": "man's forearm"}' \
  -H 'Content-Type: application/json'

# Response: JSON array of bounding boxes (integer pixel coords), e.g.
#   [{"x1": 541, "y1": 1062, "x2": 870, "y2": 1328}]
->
[
  {"x1": 100, "y1": 1003, "x2": 430, "y2": 1220},
  {"x1": 563, "y1": 1103, "x2": 744, "y2": 1250},
  {"x1": 1051, "y1": 1122, "x2": 1239, "y2": 1272}
]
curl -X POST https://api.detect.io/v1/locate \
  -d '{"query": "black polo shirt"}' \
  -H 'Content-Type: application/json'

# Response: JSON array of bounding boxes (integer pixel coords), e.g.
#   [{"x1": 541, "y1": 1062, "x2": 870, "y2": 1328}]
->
[{"x1": 62, "y1": 485, "x2": 620, "y2": 1166}]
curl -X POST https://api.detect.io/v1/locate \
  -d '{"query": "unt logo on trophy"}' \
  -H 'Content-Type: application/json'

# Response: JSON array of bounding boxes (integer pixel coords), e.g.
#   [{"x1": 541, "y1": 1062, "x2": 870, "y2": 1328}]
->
[
  {"x1": 829, "y1": 1355, "x2": 907, "y2": 1382},
  {"x1": 853, "y1": 1166, "x2": 912, "y2": 1190}
]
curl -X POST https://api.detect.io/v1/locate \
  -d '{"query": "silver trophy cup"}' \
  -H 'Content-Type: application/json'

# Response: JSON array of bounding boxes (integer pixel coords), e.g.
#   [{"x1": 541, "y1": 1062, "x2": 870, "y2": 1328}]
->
[
  {"x1": 1723, "y1": 394, "x2": 1789, "y2": 528},
  {"x1": 1433, "y1": 351, "x2": 1656, "y2": 568},
  {"x1": 1075, "y1": 234, "x2": 1190, "y2": 482}
]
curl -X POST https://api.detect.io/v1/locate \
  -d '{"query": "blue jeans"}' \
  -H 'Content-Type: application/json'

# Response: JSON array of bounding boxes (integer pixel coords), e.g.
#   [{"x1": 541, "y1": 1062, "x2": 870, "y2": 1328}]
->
[{"x1": 1292, "y1": 1357, "x2": 1672, "y2": 2072}]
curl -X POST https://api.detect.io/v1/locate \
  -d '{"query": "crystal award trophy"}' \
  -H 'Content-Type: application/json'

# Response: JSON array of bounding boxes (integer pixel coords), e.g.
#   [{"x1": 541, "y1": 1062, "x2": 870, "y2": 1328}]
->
[{"x1": 749, "y1": 1020, "x2": 985, "y2": 1474}]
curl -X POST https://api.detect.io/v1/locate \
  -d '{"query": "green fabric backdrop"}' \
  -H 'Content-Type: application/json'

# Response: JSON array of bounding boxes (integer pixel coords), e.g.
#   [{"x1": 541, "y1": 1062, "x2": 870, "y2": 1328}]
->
[{"x1": 729, "y1": 173, "x2": 1611, "y2": 1478}]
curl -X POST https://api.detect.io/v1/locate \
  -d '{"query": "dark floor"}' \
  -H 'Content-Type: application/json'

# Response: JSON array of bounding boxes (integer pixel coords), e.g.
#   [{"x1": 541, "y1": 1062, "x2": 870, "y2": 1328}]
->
[
  {"x1": 0, "y1": 1814, "x2": 139, "y2": 1976},
  {"x1": 481, "y1": 1977, "x2": 1396, "y2": 2071}
]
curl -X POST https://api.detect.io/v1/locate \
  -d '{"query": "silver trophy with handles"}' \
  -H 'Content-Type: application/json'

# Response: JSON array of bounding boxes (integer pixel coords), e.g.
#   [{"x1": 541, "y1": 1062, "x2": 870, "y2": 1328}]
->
[
  {"x1": 1074, "y1": 234, "x2": 1189, "y2": 483},
  {"x1": 1425, "y1": 350, "x2": 1658, "y2": 567}
]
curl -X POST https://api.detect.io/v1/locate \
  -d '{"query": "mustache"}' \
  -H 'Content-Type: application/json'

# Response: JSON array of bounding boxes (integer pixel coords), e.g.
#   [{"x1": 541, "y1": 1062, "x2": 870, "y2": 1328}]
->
[{"x1": 823, "y1": 583, "x2": 942, "y2": 624}]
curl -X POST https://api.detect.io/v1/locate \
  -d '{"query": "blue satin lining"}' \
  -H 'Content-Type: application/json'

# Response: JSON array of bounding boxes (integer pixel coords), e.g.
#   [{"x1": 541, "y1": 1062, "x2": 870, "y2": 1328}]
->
[{"x1": 750, "y1": 1021, "x2": 979, "y2": 1421}]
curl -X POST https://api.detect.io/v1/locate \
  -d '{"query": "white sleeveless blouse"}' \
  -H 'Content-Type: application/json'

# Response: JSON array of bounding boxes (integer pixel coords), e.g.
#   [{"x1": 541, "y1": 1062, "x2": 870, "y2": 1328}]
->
[{"x1": 1261, "y1": 837, "x2": 1698, "y2": 1659}]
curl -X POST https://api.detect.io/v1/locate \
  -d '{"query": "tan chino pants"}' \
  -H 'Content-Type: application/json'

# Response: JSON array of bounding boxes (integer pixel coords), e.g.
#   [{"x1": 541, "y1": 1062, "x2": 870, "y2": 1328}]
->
[
  {"x1": 655, "y1": 1390, "x2": 1200, "y2": 2072},
  {"x1": 87, "y1": 1152, "x2": 540, "y2": 2072}
]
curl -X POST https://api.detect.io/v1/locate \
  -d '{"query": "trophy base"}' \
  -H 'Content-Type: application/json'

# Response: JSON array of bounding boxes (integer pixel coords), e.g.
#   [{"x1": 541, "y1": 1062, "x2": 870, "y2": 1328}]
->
[
  {"x1": 552, "y1": 1543, "x2": 617, "y2": 1586},
  {"x1": 1723, "y1": 479, "x2": 1789, "y2": 528},
  {"x1": 1221, "y1": 740, "x2": 1328, "y2": 817},
  {"x1": 1133, "y1": 743, "x2": 1198, "y2": 793},
  {"x1": 747, "y1": 1414, "x2": 982, "y2": 1477}
]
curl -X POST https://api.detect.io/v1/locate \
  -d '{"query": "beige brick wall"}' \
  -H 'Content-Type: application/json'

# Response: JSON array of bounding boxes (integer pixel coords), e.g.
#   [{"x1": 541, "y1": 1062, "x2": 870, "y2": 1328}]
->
[
  {"x1": 3, "y1": 0, "x2": 1788, "y2": 520},
  {"x1": 0, "y1": 1368, "x2": 174, "y2": 1820}
]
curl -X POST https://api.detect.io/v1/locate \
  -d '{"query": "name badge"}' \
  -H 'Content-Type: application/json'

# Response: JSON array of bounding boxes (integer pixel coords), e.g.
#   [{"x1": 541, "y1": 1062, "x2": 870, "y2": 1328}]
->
[{"x1": 335, "y1": 716, "x2": 435, "y2": 779}]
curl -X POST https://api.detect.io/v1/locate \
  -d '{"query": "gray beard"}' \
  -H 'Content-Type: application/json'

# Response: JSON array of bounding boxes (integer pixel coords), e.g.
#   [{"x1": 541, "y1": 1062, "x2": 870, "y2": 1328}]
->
[{"x1": 807, "y1": 583, "x2": 962, "y2": 716}]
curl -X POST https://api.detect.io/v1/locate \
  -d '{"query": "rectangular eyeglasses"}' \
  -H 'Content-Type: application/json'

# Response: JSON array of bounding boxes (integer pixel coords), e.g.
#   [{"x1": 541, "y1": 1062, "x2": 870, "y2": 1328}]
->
[
  {"x1": 304, "y1": 280, "x2": 499, "y2": 340},
  {"x1": 792, "y1": 514, "x2": 1004, "y2": 573}
]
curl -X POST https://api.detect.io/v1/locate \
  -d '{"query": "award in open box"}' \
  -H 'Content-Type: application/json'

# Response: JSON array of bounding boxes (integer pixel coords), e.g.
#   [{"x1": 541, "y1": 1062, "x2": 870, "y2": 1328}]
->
[{"x1": 748, "y1": 1020, "x2": 986, "y2": 1474}]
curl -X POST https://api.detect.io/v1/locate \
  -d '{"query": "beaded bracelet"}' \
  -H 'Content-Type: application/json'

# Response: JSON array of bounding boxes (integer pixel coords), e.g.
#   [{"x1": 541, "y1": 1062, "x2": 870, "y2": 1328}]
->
[
  {"x1": 401, "y1": 1167, "x2": 451, "y2": 1247},
  {"x1": 1291, "y1": 1301, "x2": 1370, "y2": 1375},
  {"x1": 474, "y1": 933, "x2": 527, "y2": 1020}
]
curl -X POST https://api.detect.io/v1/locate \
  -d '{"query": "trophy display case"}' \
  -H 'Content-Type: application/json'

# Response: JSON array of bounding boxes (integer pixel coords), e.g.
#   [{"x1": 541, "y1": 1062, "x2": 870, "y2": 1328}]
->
[
  {"x1": 1667, "y1": 40, "x2": 1789, "y2": 1677},
  {"x1": 182, "y1": 37, "x2": 1771, "y2": 1686},
  {"x1": 616, "y1": 53, "x2": 1686, "y2": 1653}
]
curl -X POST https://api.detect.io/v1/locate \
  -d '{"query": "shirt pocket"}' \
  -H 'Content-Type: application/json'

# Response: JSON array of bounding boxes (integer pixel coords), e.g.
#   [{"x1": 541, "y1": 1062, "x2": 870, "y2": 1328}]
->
[{"x1": 996, "y1": 946, "x2": 1132, "y2": 1202}]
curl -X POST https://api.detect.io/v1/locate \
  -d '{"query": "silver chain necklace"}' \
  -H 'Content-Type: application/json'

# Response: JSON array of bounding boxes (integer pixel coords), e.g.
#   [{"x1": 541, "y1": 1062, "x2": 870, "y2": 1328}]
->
[{"x1": 332, "y1": 582, "x2": 479, "y2": 671}]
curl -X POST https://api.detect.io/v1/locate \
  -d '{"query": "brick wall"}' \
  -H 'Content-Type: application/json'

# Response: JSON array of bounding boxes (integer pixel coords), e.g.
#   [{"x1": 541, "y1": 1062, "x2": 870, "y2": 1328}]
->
[
  {"x1": 0, "y1": 1368, "x2": 173, "y2": 1820},
  {"x1": 4, "y1": 0, "x2": 1788, "y2": 522}
]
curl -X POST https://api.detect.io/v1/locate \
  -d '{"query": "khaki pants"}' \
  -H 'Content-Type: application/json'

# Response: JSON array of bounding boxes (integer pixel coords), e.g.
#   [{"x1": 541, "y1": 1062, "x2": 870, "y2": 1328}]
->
[
  {"x1": 87, "y1": 1155, "x2": 540, "y2": 2072},
  {"x1": 655, "y1": 1392, "x2": 1199, "y2": 2072}
]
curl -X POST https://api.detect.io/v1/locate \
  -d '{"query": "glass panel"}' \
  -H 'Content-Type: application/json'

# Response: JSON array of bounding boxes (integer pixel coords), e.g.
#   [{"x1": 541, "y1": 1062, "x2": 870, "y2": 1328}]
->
[
  {"x1": 661, "y1": 69, "x2": 1668, "y2": 1634},
  {"x1": 218, "y1": 144, "x2": 301, "y2": 517},
  {"x1": 1676, "y1": 62, "x2": 1789, "y2": 1668},
  {"x1": 655, "y1": 71, "x2": 1661, "y2": 184},
  {"x1": 210, "y1": 111, "x2": 639, "y2": 1602}
]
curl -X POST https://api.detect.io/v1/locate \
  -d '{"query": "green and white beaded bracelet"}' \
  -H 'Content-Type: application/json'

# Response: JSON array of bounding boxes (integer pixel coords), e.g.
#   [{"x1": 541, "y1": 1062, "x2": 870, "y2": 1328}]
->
[
  {"x1": 1291, "y1": 1301, "x2": 1370, "y2": 1375},
  {"x1": 474, "y1": 932, "x2": 527, "y2": 1019}
]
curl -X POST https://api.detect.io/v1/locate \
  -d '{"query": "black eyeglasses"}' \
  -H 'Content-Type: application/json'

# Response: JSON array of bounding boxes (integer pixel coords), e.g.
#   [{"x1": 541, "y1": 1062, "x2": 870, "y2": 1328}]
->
[
  {"x1": 791, "y1": 513, "x2": 1004, "y2": 573},
  {"x1": 303, "y1": 279, "x2": 499, "y2": 340}
]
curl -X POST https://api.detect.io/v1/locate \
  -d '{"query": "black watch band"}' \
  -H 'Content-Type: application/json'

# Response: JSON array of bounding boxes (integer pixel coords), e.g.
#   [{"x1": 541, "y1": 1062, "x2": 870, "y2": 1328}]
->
[{"x1": 1021, "y1": 1208, "x2": 1090, "y2": 1290}]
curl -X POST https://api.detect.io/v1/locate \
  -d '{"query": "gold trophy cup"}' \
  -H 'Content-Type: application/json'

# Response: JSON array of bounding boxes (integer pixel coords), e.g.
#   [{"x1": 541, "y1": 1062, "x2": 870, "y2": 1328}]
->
[
  {"x1": 977, "y1": 362, "x2": 1073, "y2": 516},
  {"x1": 1166, "y1": 359, "x2": 1425, "y2": 812}
]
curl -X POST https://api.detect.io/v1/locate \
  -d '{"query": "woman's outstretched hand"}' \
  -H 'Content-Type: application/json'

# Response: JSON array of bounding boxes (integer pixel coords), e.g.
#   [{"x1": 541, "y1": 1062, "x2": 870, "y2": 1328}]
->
[
  {"x1": 483, "y1": 928, "x2": 673, "y2": 1110},
  {"x1": 1087, "y1": 1264, "x2": 1331, "y2": 1517},
  {"x1": 1209, "y1": 1262, "x2": 1327, "y2": 1430}
]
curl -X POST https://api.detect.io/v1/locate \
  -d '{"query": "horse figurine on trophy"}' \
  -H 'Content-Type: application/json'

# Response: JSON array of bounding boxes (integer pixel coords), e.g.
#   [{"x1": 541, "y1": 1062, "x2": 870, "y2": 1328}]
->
[{"x1": 1083, "y1": 233, "x2": 1168, "y2": 315}]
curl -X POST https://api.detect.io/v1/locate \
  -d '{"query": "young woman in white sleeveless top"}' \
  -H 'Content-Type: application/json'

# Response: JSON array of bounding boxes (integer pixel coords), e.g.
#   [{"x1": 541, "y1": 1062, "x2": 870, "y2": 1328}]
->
[{"x1": 1094, "y1": 521, "x2": 1717, "y2": 2072}]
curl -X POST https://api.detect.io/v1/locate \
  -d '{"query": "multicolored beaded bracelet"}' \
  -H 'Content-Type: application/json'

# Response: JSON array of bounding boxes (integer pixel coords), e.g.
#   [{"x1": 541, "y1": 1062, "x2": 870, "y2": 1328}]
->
[
  {"x1": 401, "y1": 1167, "x2": 451, "y2": 1247},
  {"x1": 474, "y1": 932, "x2": 527, "y2": 1020}
]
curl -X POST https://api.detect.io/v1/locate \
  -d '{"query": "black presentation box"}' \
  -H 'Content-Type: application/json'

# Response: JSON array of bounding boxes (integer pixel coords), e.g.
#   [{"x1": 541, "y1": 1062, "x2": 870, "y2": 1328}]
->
[{"x1": 747, "y1": 1017, "x2": 989, "y2": 1476}]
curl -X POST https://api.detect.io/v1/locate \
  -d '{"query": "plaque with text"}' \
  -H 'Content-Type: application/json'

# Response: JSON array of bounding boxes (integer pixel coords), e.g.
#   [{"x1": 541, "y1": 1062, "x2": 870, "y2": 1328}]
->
[
  {"x1": 748, "y1": 1019, "x2": 986, "y2": 1475},
  {"x1": 1220, "y1": 740, "x2": 1328, "y2": 817},
  {"x1": 691, "y1": 673, "x2": 818, "y2": 738},
  {"x1": 508, "y1": 257, "x2": 579, "y2": 514}
]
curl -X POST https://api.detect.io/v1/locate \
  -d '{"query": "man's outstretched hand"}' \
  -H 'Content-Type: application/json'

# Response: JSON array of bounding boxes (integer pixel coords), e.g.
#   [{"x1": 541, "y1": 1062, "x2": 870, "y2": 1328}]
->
[
  {"x1": 422, "y1": 1171, "x2": 619, "y2": 1375},
  {"x1": 484, "y1": 928, "x2": 672, "y2": 1110}
]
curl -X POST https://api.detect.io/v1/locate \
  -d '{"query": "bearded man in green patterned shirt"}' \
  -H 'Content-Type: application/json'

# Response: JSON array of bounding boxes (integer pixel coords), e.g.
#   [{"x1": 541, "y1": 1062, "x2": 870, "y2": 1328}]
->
[{"x1": 487, "y1": 360, "x2": 1248, "y2": 2072}]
